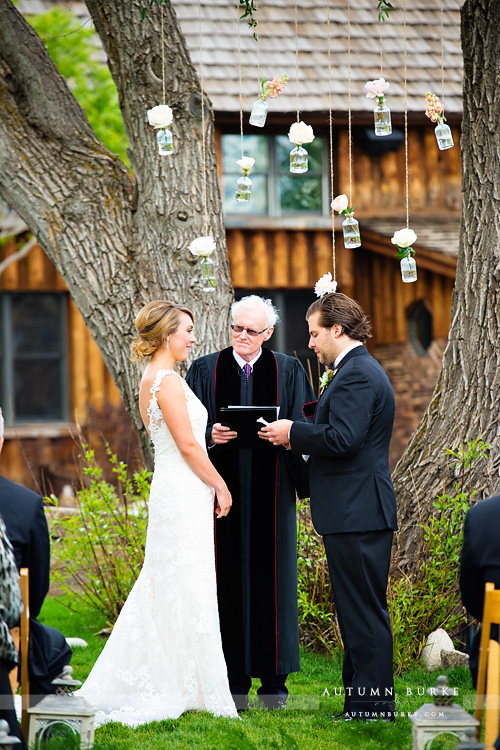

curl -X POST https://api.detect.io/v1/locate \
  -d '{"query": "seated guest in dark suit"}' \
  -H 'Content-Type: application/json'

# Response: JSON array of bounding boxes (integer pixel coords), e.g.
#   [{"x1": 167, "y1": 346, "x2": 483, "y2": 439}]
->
[
  {"x1": 459, "y1": 493, "x2": 500, "y2": 687},
  {"x1": 0, "y1": 512, "x2": 27, "y2": 748},
  {"x1": 0, "y1": 407, "x2": 71, "y2": 698}
]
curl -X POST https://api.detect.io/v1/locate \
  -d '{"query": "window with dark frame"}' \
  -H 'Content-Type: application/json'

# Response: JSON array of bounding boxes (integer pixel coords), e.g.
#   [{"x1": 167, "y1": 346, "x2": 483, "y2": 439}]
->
[
  {"x1": 0, "y1": 292, "x2": 69, "y2": 425},
  {"x1": 222, "y1": 134, "x2": 327, "y2": 217}
]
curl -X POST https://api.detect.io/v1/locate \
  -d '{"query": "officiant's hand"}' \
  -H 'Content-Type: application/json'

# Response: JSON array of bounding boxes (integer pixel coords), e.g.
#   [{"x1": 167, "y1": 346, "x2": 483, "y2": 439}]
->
[
  {"x1": 210, "y1": 423, "x2": 238, "y2": 445},
  {"x1": 260, "y1": 419, "x2": 293, "y2": 449}
]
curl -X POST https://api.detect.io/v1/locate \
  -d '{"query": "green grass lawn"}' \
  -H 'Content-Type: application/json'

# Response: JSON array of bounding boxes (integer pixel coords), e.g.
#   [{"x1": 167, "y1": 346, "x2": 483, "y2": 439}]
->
[{"x1": 38, "y1": 597, "x2": 476, "y2": 750}]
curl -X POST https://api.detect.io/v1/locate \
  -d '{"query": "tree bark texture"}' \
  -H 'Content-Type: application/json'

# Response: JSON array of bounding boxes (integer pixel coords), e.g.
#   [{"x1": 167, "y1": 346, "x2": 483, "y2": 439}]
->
[
  {"x1": 0, "y1": 0, "x2": 233, "y2": 466},
  {"x1": 393, "y1": 0, "x2": 500, "y2": 569}
]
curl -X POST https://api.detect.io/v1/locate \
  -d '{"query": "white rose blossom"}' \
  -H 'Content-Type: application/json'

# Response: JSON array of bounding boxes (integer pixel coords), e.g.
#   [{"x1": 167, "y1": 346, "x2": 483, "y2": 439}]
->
[
  {"x1": 314, "y1": 272, "x2": 337, "y2": 298},
  {"x1": 188, "y1": 236, "x2": 216, "y2": 258},
  {"x1": 236, "y1": 156, "x2": 255, "y2": 172},
  {"x1": 391, "y1": 228, "x2": 417, "y2": 248},
  {"x1": 288, "y1": 121, "x2": 315, "y2": 146},
  {"x1": 147, "y1": 104, "x2": 173, "y2": 129},
  {"x1": 330, "y1": 194, "x2": 349, "y2": 213}
]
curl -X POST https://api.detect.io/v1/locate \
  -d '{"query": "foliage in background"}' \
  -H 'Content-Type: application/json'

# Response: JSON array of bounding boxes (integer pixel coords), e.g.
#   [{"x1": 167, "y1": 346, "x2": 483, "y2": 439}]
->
[
  {"x1": 297, "y1": 499, "x2": 341, "y2": 654},
  {"x1": 27, "y1": 8, "x2": 128, "y2": 164},
  {"x1": 49, "y1": 445, "x2": 151, "y2": 624},
  {"x1": 389, "y1": 437, "x2": 491, "y2": 671}
]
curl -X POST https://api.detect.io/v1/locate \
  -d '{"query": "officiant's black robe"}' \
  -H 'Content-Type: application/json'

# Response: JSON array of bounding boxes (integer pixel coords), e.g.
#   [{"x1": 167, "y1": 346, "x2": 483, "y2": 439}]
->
[{"x1": 186, "y1": 347, "x2": 314, "y2": 678}]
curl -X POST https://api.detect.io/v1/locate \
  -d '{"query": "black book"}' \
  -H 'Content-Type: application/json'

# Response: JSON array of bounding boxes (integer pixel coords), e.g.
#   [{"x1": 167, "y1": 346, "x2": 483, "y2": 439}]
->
[{"x1": 218, "y1": 405, "x2": 280, "y2": 449}]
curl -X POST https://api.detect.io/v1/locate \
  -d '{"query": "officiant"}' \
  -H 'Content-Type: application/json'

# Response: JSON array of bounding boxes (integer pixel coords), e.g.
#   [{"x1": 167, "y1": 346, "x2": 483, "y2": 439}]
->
[{"x1": 186, "y1": 295, "x2": 314, "y2": 710}]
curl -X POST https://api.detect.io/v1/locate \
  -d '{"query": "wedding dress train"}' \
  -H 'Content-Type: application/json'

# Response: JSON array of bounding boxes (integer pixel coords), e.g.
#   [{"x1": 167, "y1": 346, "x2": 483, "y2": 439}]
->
[{"x1": 78, "y1": 370, "x2": 237, "y2": 725}]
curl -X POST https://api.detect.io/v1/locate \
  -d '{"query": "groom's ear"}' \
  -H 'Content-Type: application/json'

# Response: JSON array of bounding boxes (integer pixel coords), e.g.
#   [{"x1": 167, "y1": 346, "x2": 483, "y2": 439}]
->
[{"x1": 331, "y1": 324, "x2": 343, "y2": 338}]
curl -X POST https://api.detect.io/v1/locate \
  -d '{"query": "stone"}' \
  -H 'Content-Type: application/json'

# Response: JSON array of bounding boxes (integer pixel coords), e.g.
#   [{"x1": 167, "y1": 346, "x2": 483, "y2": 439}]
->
[
  {"x1": 65, "y1": 637, "x2": 88, "y2": 649},
  {"x1": 440, "y1": 649, "x2": 470, "y2": 670},
  {"x1": 421, "y1": 629, "x2": 454, "y2": 670}
]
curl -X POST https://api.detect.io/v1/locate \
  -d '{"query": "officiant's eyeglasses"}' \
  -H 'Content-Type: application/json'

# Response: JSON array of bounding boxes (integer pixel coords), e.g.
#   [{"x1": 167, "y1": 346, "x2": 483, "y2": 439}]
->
[{"x1": 231, "y1": 324, "x2": 269, "y2": 337}]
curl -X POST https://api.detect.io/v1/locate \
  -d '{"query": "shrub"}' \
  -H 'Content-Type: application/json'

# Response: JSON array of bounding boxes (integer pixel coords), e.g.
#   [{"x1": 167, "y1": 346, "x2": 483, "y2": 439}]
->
[{"x1": 49, "y1": 445, "x2": 151, "y2": 625}]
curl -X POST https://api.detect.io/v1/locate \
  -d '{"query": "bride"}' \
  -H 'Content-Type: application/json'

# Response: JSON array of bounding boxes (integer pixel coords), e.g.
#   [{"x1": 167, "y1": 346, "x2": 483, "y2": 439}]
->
[{"x1": 78, "y1": 300, "x2": 238, "y2": 724}]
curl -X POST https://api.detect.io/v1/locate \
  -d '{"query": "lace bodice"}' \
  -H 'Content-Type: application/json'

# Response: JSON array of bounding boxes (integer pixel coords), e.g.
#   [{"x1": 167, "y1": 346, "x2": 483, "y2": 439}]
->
[{"x1": 147, "y1": 369, "x2": 208, "y2": 458}]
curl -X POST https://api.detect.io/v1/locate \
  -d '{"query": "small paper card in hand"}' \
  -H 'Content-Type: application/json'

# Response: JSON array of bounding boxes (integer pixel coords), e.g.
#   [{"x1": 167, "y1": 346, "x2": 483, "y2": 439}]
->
[{"x1": 218, "y1": 406, "x2": 279, "y2": 450}]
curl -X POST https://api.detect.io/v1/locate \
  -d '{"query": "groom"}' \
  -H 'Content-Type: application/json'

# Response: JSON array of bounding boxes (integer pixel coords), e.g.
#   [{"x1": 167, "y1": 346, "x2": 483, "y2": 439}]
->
[{"x1": 263, "y1": 292, "x2": 398, "y2": 721}]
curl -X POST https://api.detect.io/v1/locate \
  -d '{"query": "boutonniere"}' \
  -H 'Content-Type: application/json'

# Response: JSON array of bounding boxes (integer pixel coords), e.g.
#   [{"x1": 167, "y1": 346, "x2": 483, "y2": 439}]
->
[{"x1": 319, "y1": 369, "x2": 335, "y2": 394}]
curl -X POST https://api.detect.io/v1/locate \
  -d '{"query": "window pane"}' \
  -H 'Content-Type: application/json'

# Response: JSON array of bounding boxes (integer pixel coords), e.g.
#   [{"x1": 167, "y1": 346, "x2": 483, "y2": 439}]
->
[
  {"x1": 280, "y1": 175, "x2": 322, "y2": 212},
  {"x1": 276, "y1": 135, "x2": 323, "y2": 174},
  {"x1": 10, "y1": 295, "x2": 63, "y2": 354},
  {"x1": 221, "y1": 134, "x2": 269, "y2": 173},
  {"x1": 222, "y1": 173, "x2": 268, "y2": 214},
  {"x1": 13, "y1": 357, "x2": 64, "y2": 420}
]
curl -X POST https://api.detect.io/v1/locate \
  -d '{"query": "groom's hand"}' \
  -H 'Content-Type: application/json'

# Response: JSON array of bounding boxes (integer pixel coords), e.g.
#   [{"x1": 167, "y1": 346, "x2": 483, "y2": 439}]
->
[{"x1": 260, "y1": 419, "x2": 293, "y2": 449}]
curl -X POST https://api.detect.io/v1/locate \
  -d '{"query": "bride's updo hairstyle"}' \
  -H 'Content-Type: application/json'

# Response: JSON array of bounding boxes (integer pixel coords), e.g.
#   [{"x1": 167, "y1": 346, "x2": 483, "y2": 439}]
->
[{"x1": 131, "y1": 300, "x2": 194, "y2": 361}]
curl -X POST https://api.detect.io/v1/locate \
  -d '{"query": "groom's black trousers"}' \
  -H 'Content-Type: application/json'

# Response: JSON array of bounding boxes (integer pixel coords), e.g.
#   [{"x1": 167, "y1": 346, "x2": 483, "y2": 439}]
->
[{"x1": 323, "y1": 529, "x2": 395, "y2": 718}]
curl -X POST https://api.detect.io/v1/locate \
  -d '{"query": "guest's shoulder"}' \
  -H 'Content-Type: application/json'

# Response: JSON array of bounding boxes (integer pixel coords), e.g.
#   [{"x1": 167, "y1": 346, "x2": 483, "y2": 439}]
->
[
  {"x1": 467, "y1": 494, "x2": 500, "y2": 521},
  {"x1": 0, "y1": 475, "x2": 43, "y2": 507}
]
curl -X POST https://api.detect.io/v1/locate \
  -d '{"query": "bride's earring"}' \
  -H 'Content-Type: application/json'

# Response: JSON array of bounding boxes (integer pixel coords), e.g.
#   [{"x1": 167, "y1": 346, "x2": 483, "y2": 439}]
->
[{"x1": 166, "y1": 336, "x2": 170, "y2": 349}]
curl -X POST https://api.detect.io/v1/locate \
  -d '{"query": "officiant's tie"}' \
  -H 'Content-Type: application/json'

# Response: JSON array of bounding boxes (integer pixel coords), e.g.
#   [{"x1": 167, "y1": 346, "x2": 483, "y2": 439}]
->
[{"x1": 243, "y1": 363, "x2": 252, "y2": 383}]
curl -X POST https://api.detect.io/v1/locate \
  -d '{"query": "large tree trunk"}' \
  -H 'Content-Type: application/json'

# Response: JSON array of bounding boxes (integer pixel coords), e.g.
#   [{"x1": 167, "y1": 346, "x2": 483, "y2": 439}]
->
[
  {"x1": 394, "y1": 0, "x2": 500, "y2": 568},
  {"x1": 0, "y1": 0, "x2": 233, "y2": 466}
]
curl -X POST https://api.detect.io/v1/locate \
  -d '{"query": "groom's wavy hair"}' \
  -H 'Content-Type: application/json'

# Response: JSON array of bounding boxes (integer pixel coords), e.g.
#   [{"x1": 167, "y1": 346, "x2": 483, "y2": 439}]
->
[
  {"x1": 306, "y1": 293, "x2": 372, "y2": 343},
  {"x1": 131, "y1": 300, "x2": 194, "y2": 360}
]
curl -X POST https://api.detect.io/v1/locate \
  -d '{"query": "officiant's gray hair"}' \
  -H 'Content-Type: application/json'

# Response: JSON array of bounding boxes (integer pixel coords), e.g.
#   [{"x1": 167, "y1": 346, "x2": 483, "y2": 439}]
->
[{"x1": 231, "y1": 296, "x2": 280, "y2": 328}]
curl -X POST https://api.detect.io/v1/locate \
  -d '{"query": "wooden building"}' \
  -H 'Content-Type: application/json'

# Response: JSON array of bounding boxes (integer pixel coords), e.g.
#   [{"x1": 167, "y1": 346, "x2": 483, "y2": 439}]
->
[{"x1": 1, "y1": 0, "x2": 462, "y2": 491}]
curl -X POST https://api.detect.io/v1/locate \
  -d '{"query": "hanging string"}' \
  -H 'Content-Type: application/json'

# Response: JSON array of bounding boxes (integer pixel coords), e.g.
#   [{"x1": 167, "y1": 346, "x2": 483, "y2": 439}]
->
[
  {"x1": 403, "y1": 0, "x2": 409, "y2": 229},
  {"x1": 379, "y1": 17, "x2": 383, "y2": 78},
  {"x1": 440, "y1": 0, "x2": 445, "y2": 112},
  {"x1": 198, "y1": 0, "x2": 208, "y2": 233},
  {"x1": 255, "y1": 0, "x2": 260, "y2": 95},
  {"x1": 237, "y1": 0, "x2": 244, "y2": 159},
  {"x1": 347, "y1": 0, "x2": 352, "y2": 206},
  {"x1": 294, "y1": 0, "x2": 300, "y2": 123},
  {"x1": 161, "y1": 6, "x2": 166, "y2": 105},
  {"x1": 327, "y1": 0, "x2": 336, "y2": 281}
]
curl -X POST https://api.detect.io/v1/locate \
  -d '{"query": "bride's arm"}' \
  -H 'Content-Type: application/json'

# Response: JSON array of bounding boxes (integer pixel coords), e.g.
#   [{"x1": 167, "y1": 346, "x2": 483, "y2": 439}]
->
[{"x1": 156, "y1": 374, "x2": 232, "y2": 517}]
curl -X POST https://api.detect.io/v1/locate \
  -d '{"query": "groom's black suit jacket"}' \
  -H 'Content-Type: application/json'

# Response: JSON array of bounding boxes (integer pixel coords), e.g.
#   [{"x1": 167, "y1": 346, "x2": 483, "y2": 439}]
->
[{"x1": 290, "y1": 345, "x2": 398, "y2": 535}]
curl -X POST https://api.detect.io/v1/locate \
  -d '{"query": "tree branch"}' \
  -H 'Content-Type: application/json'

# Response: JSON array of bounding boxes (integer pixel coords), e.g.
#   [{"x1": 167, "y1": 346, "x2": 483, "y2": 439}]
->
[{"x1": 0, "y1": 236, "x2": 37, "y2": 277}]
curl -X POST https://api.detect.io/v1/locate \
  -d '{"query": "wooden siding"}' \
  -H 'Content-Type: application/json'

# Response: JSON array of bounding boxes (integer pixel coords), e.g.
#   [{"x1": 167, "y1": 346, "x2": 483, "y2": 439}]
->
[
  {"x1": 227, "y1": 227, "x2": 455, "y2": 346},
  {"x1": 336, "y1": 125, "x2": 462, "y2": 216},
  {"x1": 0, "y1": 238, "x2": 121, "y2": 428}
]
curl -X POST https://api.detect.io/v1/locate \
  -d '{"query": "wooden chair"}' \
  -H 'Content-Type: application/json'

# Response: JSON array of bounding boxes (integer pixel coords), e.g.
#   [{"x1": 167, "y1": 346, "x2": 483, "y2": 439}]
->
[
  {"x1": 475, "y1": 582, "x2": 500, "y2": 749},
  {"x1": 9, "y1": 568, "x2": 30, "y2": 738}
]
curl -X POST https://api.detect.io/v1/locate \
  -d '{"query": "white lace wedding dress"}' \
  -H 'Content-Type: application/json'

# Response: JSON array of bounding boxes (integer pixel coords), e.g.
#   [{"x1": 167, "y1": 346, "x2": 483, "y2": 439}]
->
[{"x1": 78, "y1": 370, "x2": 237, "y2": 725}]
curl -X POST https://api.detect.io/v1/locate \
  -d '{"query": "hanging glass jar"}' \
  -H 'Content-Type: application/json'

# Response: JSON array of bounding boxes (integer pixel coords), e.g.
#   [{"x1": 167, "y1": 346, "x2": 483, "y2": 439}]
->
[
  {"x1": 200, "y1": 257, "x2": 215, "y2": 292},
  {"x1": 157, "y1": 128, "x2": 173, "y2": 156},
  {"x1": 434, "y1": 117, "x2": 454, "y2": 150},
  {"x1": 249, "y1": 98, "x2": 269, "y2": 128},
  {"x1": 235, "y1": 174, "x2": 252, "y2": 203},
  {"x1": 290, "y1": 146, "x2": 308, "y2": 174},
  {"x1": 342, "y1": 213, "x2": 361, "y2": 248},
  {"x1": 374, "y1": 96, "x2": 392, "y2": 137},
  {"x1": 400, "y1": 255, "x2": 417, "y2": 283}
]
